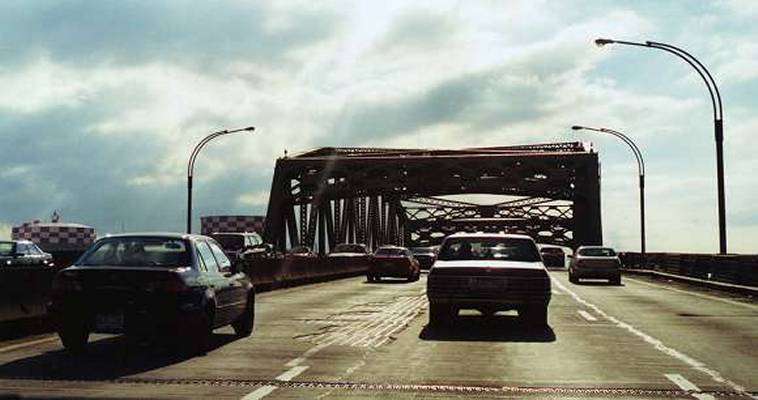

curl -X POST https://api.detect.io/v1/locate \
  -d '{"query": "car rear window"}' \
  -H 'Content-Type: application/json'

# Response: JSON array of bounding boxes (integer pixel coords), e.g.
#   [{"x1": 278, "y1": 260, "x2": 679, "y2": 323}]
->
[
  {"x1": 210, "y1": 234, "x2": 245, "y2": 251},
  {"x1": 541, "y1": 247, "x2": 563, "y2": 255},
  {"x1": 578, "y1": 248, "x2": 616, "y2": 257},
  {"x1": 438, "y1": 237, "x2": 540, "y2": 262},
  {"x1": 79, "y1": 237, "x2": 191, "y2": 267}
]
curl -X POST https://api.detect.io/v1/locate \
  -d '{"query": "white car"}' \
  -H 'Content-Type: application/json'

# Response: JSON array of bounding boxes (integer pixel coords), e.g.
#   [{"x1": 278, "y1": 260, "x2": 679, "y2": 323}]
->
[{"x1": 426, "y1": 233, "x2": 551, "y2": 326}]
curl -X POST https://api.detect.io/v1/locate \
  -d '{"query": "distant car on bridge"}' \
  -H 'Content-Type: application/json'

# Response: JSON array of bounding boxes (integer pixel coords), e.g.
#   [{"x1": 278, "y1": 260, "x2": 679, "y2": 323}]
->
[
  {"x1": 0, "y1": 240, "x2": 54, "y2": 268},
  {"x1": 539, "y1": 246, "x2": 565, "y2": 268},
  {"x1": 209, "y1": 232, "x2": 263, "y2": 266},
  {"x1": 426, "y1": 233, "x2": 551, "y2": 326},
  {"x1": 569, "y1": 246, "x2": 622, "y2": 285},
  {"x1": 328, "y1": 243, "x2": 371, "y2": 271},
  {"x1": 368, "y1": 245, "x2": 420, "y2": 282},
  {"x1": 410, "y1": 246, "x2": 437, "y2": 270},
  {"x1": 50, "y1": 233, "x2": 255, "y2": 353}
]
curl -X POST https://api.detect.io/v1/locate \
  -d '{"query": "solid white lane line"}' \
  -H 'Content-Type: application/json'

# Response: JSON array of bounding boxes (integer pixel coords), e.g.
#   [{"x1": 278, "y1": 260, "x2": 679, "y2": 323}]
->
[
  {"x1": 276, "y1": 365, "x2": 309, "y2": 382},
  {"x1": 624, "y1": 277, "x2": 758, "y2": 311},
  {"x1": 241, "y1": 385, "x2": 278, "y2": 400},
  {"x1": 552, "y1": 278, "x2": 749, "y2": 396},
  {"x1": 0, "y1": 336, "x2": 58, "y2": 353},
  {"x1": 665, "y1": 373, "x2": 700, "y2": 391},
  {"x1": 577, "y1": 310, "x2": 597, "y2": 321}
]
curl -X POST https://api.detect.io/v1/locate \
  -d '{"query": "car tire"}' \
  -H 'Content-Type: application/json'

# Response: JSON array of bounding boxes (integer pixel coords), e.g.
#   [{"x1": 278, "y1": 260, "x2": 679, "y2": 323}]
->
[
  {"x1": 59, "y1": 324, "x2": 89, "y2": 353},
  {"x1": 520, "y1": 306, "x2": 548, "y2": 326},
  {"x1": 610, "y1": 276, "x2": 622, "y2": 286},
  {"x1": 428, "y1": 303, "x2": 454, "y2": 327},
  {"x1": 569, "y1": 274, "x2": 578, "y2": 284},
  {"x1": 232, "y1": 295, "x2": 255, "y2": 337},
  {"x1": 181, "y1": 307, "x2": 214, "y2": 355}
]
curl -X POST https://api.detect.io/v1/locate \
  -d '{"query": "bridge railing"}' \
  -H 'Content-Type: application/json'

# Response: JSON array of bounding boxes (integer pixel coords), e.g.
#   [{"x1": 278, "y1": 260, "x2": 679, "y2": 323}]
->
[{"x1": 619, "y1": 252, "x2": 758, "y2": 287}]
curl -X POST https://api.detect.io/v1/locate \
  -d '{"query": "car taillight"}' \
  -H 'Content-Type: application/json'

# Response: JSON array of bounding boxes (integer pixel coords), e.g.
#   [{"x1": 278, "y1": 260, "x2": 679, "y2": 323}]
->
[
  {"x1": 52, "y1": 270, "x2": 82, "y2": 293},
  {"x1": 146, "y1": 275, "x2": 191, "y2": 293}
]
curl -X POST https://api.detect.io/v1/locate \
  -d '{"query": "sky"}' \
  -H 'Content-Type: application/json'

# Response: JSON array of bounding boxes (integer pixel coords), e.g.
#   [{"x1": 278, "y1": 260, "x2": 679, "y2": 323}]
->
[{"x1": 1, "y1": 0, "x2": 757, "y2": 253}]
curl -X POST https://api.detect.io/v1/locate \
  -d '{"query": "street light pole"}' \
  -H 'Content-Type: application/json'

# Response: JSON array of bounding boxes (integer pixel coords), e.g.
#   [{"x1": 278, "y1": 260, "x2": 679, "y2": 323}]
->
[
  {"x1": 186, "y1": 126, "x2": 255, "y2": 234},
  {"x1": 594, "y1": 38, "x2": 726, "y2": 254},
  {"x1": 571, "y1": 125, "x2": 646, "y2": 258}
]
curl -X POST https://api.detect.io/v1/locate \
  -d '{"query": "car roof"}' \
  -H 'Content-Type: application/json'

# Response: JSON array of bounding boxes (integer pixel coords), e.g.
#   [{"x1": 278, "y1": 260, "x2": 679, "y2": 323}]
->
[
  {"x1": 576, "y1": 245, "x2": 615, "y2": 250},
  {"x1": 375, "y1": 245, "x2": 409, "y2": 250},
  {"x1": 100, "y1": 232, "x2": 204, "y2": 241},
  {"x1": 445, "y1": 232, "x2": 535, "y2": 241}
]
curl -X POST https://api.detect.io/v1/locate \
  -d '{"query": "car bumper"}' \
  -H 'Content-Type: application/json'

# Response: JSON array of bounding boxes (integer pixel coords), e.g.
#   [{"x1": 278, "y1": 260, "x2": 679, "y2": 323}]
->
[{"x1": 571, "y1": 268, "x2": 620, "y2": 279}]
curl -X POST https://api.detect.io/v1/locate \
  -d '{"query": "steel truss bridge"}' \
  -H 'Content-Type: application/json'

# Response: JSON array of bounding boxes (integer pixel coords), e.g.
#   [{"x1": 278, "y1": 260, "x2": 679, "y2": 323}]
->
[{"x1": 263, "y1": 142, "x2": 602, "y2": 254}]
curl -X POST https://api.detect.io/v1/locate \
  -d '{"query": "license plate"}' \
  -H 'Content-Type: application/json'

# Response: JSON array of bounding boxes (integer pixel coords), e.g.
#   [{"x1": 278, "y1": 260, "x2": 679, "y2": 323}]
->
[
  {"x1": 95, "y1": 313, "x2": 124, "y2": 331},
  {"x1": 470, "y1": 279, "x2": 503, "y2": 290}
]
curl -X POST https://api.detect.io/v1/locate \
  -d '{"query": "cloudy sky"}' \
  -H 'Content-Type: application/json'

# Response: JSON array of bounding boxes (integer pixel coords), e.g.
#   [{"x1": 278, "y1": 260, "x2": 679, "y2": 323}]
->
[{"x1": 1, "y1": 0, "x2": 756, "y2": 253}]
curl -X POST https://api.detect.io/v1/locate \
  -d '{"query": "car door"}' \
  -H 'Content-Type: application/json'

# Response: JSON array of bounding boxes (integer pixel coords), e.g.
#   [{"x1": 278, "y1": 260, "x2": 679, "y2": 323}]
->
[
  {"x1": 195, "y1": 241, "x2": 231, "y2": 327},
  {"x1": 208, "y1": 241, "x2": 247, "y2": 323}
]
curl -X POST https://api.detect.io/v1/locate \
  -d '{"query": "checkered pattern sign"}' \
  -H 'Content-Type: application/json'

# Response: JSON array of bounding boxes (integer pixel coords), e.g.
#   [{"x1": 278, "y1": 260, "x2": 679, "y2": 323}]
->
[
  {"x1": 11, "y1": 222, "x2": 96, "y2": 252},
  {"x1": 201, "y1": 215, "x2": 265, "y2": 235}
]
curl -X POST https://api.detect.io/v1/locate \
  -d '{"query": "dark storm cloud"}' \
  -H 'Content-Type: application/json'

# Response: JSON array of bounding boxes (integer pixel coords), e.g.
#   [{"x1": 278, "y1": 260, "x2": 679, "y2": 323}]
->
[
  {"x1": 333, "y1": 67, "x2": 545, "y2": 145},
  {"x1": 0, "y1": 1, "x2": 339, "y2": 70}
]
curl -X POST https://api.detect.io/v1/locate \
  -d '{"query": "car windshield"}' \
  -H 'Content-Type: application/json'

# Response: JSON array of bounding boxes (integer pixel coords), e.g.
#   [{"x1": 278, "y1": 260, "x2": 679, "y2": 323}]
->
[
  {"x1": 578, "y1": 247, "x2": 616, "y2": 257},
  {"x1": 0, "y1": 242, "x2": 14, "y2": 256},
  {"x1": 78, "y1": 237, "x2": 191, "y2": 267},
  {"x1": 210, "y1": 234, "x2": 245, "y2": 251},
  {"x1": 438, "y1": 237, "x2": 541, "y2": 262},
  {"x1": 375, "y1": 248, "x2": 406, "y2": 256},
  {"x1": 333, "y1": 244, "x2": 366, "y2": 253}
]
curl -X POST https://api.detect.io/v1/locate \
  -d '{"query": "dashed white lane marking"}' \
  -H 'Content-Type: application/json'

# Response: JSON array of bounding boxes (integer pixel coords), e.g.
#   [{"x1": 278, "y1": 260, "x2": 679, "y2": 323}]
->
[
  {"x1": 241, "y1": 385, "x2": 277, "y2": 400},
  {"x1": 284, "y1": 356, "x2": 306, "y2": 368},
  {"x1": 276, "y1": 365, "x2": 309, "y2": 382},
  {"x1": 0, "y1": 336, "x2": 58, "y2": 353},
  {"x1": 577, "y1": 310, "x2": 597, "y2": 321},
  {"x1": 665, "y1": 373, "x2": 700, "y2": 391},
  {"x1": 665, "y1": 374, "x2": 717, "y2": 400},
  {"x1": 625, "y1": 277, "x2": 758, "y2": 311},
  {"x1": 553, "y1": 278, "x2": 750, "y2": 397}
]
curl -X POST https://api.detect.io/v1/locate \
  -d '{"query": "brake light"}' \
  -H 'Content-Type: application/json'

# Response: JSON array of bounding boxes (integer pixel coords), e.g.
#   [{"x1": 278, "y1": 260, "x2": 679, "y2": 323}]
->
[{"x1": 145, "y1": 275, "x2": 191, "y2": 293}]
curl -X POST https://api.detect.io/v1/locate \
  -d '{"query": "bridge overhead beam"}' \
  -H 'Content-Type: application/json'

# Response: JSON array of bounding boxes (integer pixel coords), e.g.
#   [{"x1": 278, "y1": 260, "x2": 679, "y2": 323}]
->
[{"x1": 263, "y1": 142, "x2": 602, "y2": 253}]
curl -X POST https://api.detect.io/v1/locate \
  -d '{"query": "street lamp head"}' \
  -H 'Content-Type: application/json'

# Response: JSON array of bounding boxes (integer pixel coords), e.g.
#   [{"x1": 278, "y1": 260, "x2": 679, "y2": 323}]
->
[
  {"x1": 571, "y1": 125, "x2": 585, "y2": 131},
  {"x1": 594, "y1": 38, "x2": 615, "y2": 47},
  {"x1": 243, "y1": 126, "x2": 256, "y2": 132}
]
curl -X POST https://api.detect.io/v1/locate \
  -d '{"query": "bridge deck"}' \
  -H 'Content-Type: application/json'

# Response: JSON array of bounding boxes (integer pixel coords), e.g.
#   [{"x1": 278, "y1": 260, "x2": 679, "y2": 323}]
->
[{"x1": 0, "y1": 273, "x2": 755, "y2": 399}]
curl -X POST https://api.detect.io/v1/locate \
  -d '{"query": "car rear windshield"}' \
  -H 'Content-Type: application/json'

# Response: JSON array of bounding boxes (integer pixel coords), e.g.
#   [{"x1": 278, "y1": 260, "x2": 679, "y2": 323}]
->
[
  {"x1": 578, "y1": 248, "x2": 616, "y2": 257},
  {"x1": 0, "y1": 242, "x2": 14, "y2": 256},
  {"x1": 333, "y1": 244, "x2": 366, "y2": 253},
  {"x1": 79, "y1": 237, "x2": 191, "y2": 267},
  {"x1": 210, "y1": 234, "x2": 245, "y2": 251},
  {"x1": 541, "y1": 247, "x2": 563, "y2": 254},
  {"x1": 438, "y1": 237, "x2": 540, "y2": 262},
  {"x1": 375, "y1": 248, "x2": 406, "y2": 257}
]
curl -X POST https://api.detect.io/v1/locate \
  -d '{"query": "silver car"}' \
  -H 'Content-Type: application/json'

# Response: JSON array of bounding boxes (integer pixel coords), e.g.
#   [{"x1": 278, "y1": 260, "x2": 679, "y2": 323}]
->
[{"x1": 569, "y1": 246, "x2": 621, "y2": 285}]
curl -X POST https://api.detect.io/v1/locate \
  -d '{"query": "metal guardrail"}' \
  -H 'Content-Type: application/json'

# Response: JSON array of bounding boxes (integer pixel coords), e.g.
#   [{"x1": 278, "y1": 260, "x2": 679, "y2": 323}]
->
[{"x1": 619, "y1": 252, "x2": 758, "y2": 287}]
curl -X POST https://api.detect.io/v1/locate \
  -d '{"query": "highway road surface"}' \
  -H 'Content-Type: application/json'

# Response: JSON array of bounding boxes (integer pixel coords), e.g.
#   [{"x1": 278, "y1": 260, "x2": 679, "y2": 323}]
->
[{"x1": 0, "y1": 272, "x2": 755, "y2": 399}]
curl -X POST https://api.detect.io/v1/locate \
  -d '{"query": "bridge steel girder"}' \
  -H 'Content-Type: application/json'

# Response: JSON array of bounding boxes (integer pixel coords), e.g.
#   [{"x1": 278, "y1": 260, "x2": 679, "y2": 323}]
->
[{"x1": 263, "y1": 142, "x2": 602, "y2": 254}]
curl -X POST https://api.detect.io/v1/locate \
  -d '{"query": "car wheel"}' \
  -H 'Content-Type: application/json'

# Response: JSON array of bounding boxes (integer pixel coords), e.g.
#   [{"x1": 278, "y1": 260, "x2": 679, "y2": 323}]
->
[
  {"x1": 569, "y1": 274, "x2": 578, "y2": 284},
  {"x1": 520, "y1": 306, "x2": 548, "y2": 326},
  {"x1": 232, "y1": 295, "x2": 255, "y2": 337},
  {"x1": 59, "y1": 323, "x2": 89, "y2": 353},
  {"x1": 181, "y1": 307, "x2": 214, "y2": 355},
  {"x1": 610, "y1": 276, "x2": 622, "y2": 286},
  {"x1": 428, "y1": 303, "x2": 454, "y2": 327}
]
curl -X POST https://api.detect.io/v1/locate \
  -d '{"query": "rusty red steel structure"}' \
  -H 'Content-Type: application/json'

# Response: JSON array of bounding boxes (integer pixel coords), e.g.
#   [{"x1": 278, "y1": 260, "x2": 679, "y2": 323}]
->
[{"x1": 263, "y1": 142, "x2": 602, "y2": 255}]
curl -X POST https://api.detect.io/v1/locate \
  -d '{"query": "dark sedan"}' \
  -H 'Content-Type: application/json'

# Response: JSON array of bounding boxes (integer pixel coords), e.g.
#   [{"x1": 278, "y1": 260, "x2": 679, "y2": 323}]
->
[
  {"x1": 50, "y1": 233, "x2": 255, "y2": 353},
  {"x1": 0, "y1": 240, "x2": 54, "y2": 268},
  {"x1": 539, "y1": 246, "x2": 565, "y2": 268},
  {"x1": 368, "y1": 246, "x2": 420, "y2": 282},
  {"x1": 410, "y1": 246, "x2": 437, "y2": 270}
]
